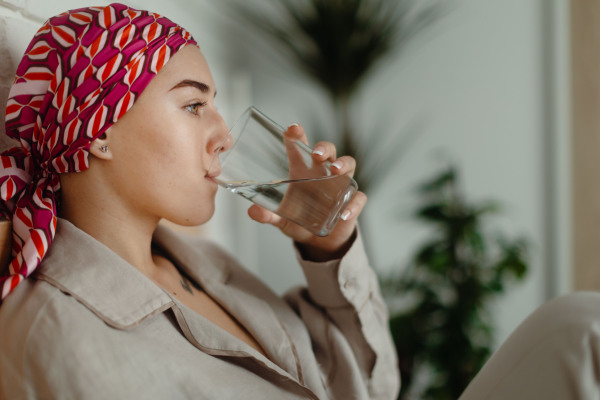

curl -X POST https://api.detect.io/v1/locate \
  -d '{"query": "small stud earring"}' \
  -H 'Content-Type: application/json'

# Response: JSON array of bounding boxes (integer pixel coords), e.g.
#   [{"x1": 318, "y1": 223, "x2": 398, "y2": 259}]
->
[{"x1": 100, "y1": 145, "x2": 109, "y2": 153}]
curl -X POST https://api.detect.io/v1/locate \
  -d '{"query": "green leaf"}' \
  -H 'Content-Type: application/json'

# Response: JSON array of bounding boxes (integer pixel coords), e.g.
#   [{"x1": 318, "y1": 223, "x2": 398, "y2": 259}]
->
[
  {"x1": 417, "y1": 203, "x2": 450, "y2": 222},
  {"x1": 231, "y1": 0, "x2": 447, "y2": 99},
  {"x1": 418, "y1": 167, "x2": 456, "y2": 194}
]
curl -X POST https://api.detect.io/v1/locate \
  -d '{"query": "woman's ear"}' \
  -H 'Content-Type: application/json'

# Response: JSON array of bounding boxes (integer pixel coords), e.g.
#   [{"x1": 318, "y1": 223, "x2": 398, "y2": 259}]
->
[{"x1": 89, "y1": 129, "x2": 113, "y2": 160}]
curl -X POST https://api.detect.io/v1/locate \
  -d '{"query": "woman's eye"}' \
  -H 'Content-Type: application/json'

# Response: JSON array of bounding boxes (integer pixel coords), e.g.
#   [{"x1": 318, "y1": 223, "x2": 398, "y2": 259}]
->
[{"x1": 185, "y1": 101, "x2": 207, "y2": 115}]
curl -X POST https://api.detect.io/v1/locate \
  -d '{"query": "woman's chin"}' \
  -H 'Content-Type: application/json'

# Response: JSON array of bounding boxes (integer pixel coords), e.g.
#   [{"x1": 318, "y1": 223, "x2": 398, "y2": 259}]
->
[{"x1": 165, "y1": 207, "x2": 215, "y2": 227}]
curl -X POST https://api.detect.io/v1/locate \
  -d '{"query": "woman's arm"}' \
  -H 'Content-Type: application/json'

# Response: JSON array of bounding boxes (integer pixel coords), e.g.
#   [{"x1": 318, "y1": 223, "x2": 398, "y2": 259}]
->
[
  {"x1": 248, "y1": 123, "x2": 399, "y2": 398},
  {"x1": 285, "y1": 229, "x2": 400, "y2": 400}
]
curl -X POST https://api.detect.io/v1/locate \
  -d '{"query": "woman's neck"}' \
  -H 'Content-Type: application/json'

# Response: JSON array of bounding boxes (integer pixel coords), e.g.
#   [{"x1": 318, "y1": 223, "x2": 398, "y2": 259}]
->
[{"x1": 59, "y1": 170, "x2": 161, "y2": 276}]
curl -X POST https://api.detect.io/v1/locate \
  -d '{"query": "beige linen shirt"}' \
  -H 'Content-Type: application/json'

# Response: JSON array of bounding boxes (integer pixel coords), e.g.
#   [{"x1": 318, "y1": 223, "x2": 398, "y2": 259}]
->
[{"x1": 0, "y1": 220, "x2": 399, "y2": 399}]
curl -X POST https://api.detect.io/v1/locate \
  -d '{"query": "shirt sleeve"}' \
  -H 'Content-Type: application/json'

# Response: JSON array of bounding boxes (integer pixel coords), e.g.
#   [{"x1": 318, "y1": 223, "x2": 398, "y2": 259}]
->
[{"x1": 284, "y1": 230, "x2": 401, "y2": 400}]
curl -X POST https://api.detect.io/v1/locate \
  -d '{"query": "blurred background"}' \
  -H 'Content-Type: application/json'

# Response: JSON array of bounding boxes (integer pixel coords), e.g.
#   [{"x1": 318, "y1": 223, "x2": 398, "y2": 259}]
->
[{"x1": 0, "y1": 0, "x2": 583, "y2": 398}]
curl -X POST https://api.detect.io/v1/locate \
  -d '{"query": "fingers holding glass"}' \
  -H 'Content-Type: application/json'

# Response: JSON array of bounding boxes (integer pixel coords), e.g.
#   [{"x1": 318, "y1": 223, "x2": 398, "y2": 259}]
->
[
  {"x1": 285, "y1": 123, "x2": 309, "y2": 145},
  {"x1": 218, "y1": 107, "x2": 358, "y2": 237},
  {"x1": 311, "y1": 141, "x2": 337, "y2": 162},
  {"x1": 339, "y1": 190, "x2": 367, "y2": 222},
  {"x1": 330, "y1": 155, "x2": 356, "y2": 178}
]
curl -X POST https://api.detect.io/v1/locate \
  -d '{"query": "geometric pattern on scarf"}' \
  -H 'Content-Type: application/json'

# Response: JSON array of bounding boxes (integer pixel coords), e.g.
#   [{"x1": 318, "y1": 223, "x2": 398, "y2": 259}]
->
[{"x1": 0, "y1": 3, "x2": 197, "y2": 300}]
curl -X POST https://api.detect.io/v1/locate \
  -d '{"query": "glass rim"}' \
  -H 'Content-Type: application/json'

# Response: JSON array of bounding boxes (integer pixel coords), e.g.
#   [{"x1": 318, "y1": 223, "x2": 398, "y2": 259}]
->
[{"x1": 208, "y1": 106, "x2": 286, "y2": 173}]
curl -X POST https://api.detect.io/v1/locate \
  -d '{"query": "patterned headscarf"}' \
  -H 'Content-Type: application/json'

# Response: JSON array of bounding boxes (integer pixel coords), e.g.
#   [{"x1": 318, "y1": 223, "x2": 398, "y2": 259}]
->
[{"x1": 0, "y1": 3, "x2": 197, "y2": 300}]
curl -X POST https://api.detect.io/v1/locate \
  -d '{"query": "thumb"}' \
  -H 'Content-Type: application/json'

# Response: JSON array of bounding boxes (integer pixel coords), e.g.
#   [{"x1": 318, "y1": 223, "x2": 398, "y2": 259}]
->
[{"x1": 247, "y1": 204, "x2": 281, "y2": 225}]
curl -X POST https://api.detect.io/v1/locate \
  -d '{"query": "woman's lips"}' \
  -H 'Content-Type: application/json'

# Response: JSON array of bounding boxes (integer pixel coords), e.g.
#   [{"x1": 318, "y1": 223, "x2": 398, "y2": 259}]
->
[{"x1": 205, "y1": 168, "x2": 221, "y2": 183}]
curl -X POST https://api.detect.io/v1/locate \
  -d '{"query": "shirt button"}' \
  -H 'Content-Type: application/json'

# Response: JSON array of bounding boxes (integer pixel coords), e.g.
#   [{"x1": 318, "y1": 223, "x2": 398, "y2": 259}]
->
[{"x1": 344, "y1": 278, "x2": 356, "y2": 289}]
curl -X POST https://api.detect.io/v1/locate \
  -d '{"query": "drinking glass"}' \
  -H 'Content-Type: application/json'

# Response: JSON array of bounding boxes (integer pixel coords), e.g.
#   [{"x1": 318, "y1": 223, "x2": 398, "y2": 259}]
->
[{"x1": 208, "y1": 107, "x2": 358, "y2": 236}]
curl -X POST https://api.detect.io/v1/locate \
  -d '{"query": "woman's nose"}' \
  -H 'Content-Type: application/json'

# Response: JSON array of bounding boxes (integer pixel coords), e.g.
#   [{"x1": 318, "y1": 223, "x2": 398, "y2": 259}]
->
[
  {"x1": 209, "y1": 113, "x2": 233, "y2": 155},
  {"x1": 219, "y1": 134, "x2": 233, "y2": 154}
]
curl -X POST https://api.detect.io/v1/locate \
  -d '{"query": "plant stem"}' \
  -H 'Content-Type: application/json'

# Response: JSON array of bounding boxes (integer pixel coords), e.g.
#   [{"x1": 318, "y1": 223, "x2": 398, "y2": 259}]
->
[
  {"x1": 333, "y1": 94, "x2": 379, "y2": 266},
  {"x1": 335, "y1": 95, "x2": 365, "y2": 190}
]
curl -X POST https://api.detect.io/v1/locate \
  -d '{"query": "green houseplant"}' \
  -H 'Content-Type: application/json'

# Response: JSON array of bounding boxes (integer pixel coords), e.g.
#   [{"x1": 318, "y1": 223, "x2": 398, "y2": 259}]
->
[
  {"x1": 383, "y1": 166, "x2": 529, "y2": 399},
  {"x1": 231, "y1": 0, "x2": 446, "y2": 193}
]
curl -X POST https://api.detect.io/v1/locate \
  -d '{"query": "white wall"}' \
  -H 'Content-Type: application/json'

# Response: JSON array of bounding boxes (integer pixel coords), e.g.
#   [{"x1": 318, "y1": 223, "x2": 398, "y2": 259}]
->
[{"x1": 0, "y1": 0, "x2": 571, "y2": 348}]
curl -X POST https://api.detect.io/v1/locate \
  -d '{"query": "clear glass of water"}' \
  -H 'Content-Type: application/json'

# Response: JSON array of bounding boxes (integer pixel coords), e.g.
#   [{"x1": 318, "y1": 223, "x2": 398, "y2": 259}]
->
[{"x1": 208, "y1": 107, "x2": 358, "y2": 237}]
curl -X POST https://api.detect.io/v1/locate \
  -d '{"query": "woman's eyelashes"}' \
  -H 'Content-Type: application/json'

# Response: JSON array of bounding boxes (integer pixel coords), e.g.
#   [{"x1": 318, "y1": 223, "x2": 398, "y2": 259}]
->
[{"x1": 185, "y1": 101, "x2": 208, "y2": 115}]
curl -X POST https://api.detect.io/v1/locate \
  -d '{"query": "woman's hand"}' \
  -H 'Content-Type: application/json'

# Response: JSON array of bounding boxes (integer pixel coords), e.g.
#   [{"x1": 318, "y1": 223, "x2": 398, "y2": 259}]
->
[{"x1": 247, "y1": 123, "x2": 367, "y2": 261}]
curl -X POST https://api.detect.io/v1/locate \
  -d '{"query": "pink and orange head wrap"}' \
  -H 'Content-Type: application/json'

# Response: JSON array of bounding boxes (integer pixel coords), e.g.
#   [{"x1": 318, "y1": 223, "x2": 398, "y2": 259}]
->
[{"x1": 0, "y1": 3, "x2": 197, "y2": 301}]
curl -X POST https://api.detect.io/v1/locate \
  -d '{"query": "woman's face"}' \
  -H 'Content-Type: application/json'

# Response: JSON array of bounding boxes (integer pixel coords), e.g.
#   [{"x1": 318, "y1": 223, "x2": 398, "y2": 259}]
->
[{"x1": 99, "y1": 45, "x2": 230, "y2": 226}]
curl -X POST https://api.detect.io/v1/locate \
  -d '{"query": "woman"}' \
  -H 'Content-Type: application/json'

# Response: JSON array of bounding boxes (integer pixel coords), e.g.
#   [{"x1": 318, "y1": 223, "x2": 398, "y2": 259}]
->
[{"x1": 0, "y1": 3, "x2": 399, "y2": 400}]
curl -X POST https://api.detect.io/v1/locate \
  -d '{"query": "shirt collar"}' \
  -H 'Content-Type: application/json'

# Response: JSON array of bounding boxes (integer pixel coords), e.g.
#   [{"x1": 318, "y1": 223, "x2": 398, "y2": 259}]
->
[
  {"x1": 34, "y1": 219, "x2": 229, "y2": 329},
  {"x1": 35, "y1": 220, "x2": 301, "y2": 379},
  {"x1": 151, "y1": 225, "x2": 230, "y2": 286}
]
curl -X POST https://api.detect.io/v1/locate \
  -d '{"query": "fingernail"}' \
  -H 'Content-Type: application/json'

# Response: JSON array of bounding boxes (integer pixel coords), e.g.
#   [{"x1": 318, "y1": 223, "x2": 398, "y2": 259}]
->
[
  {"x1": 312, "y1": 146, "x2": 324, "y2": 156},
  {"x1": 289, "y1": 123, "x2": 300, "y2": 128},
  {"x1": 331, "y1": 161, "x2": 343, "y2": 169},
  {"x1": 341, "y1": 210, "x2": 352, "y2": 221}
]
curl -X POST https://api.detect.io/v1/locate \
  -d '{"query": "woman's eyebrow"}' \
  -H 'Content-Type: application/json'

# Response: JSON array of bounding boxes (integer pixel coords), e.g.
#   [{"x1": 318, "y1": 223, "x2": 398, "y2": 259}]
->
[{"x1": 170, "y1": 79, "x2": 217, "y2": 97}]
